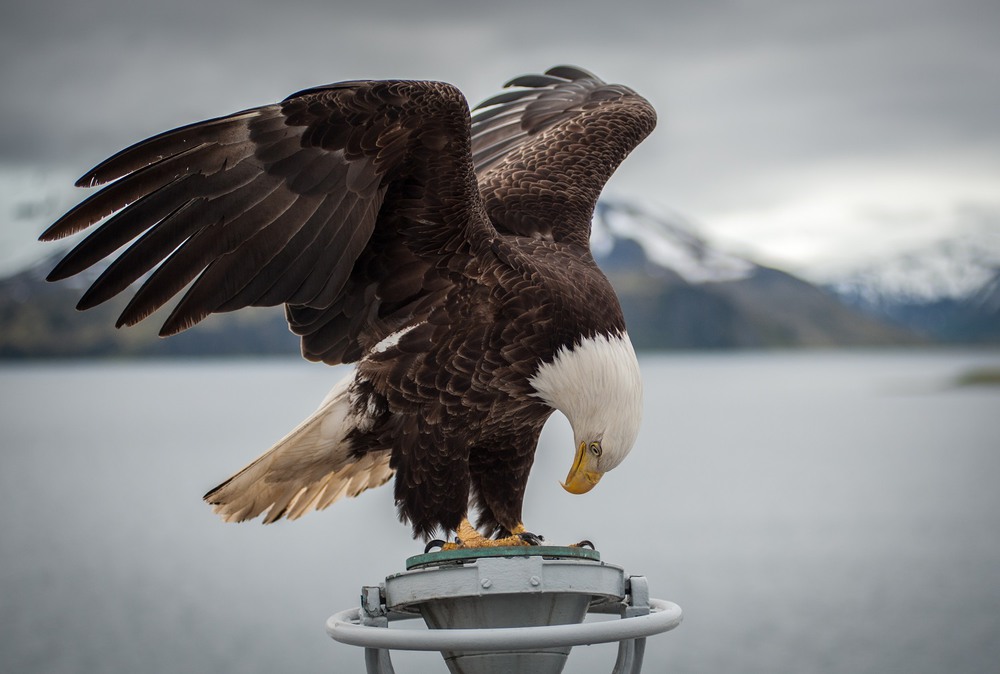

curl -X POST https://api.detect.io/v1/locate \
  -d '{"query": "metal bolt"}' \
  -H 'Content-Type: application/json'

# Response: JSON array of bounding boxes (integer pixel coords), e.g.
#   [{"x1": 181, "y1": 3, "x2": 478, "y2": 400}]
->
[
  {"x1": 480, "y1": 578, "x2": 492, "y2": 589},
  {"x1": 529, "y1": 576, "x2": 541, "y2": 587}
]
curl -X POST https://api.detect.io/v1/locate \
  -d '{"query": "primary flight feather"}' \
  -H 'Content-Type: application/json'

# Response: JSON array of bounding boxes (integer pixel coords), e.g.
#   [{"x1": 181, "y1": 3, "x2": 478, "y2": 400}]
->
[{"x1": 42, "y1": 66, "x2": 656, "y2": 545}]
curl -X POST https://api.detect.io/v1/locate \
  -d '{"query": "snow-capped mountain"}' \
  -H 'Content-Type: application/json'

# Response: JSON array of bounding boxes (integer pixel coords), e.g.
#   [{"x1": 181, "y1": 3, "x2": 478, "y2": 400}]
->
[
  {"x1": 588, "y1": 201, "x2": 915, "y2": 349},
  {"x1": 823, "y1": 232, "x2": 1000, "y2": 306},
  {"x1": 592, "y1": 200, "x2": 754, "y2": 284},
  {"x1": 820, "y1": 230, "x2": 1000, "y2": 344}
]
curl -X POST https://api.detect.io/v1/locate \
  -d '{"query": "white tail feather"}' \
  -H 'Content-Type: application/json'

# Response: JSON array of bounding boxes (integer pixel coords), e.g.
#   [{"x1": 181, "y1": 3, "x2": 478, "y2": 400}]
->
[{"x1": 205, "y1": 373, "x2": 393, "y2": 523}]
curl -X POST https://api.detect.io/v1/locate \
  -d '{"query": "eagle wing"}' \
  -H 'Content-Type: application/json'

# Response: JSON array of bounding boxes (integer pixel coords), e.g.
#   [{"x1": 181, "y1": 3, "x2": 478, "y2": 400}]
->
[
  {"x1": 471, "y1": 66, "x2": 657, "y2": 246},
  {"x1": 41, "y1": 80, "x2": 486, "y2": 364}
]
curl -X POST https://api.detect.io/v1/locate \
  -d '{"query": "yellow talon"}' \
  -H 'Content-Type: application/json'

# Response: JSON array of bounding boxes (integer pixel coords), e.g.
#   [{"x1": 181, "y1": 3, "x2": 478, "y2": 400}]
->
[{"x1": 444, "y1": 518, "x2": 539, "y2": 548}]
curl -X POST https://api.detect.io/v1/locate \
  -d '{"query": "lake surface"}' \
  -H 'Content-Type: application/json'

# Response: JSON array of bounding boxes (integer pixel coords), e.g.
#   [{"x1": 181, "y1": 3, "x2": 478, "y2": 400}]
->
[{"x1": 2, "y1": 350, "x2": 999, "y2": 673}]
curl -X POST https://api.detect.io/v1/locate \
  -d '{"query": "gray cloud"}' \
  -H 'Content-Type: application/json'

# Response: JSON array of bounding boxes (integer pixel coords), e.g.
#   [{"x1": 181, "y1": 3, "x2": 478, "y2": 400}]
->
[{"x1": 3, "y1": 0, "x2": 998, "y2": 264}]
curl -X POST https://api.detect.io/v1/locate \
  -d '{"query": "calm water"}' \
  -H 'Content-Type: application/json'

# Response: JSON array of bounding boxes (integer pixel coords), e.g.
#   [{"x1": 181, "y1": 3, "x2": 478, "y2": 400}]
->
[{"x1": 2, "y1": 351, "x2": 999, "y2": 674}]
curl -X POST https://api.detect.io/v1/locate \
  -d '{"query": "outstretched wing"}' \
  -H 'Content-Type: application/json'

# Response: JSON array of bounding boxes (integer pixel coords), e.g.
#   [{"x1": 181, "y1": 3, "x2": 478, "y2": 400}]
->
[
  {"x1": 471, "y1": 66, "x2": 657, "y2": 246},
  {"x1": 41, "y1": 80, "x2": 486, "y2": 364}
]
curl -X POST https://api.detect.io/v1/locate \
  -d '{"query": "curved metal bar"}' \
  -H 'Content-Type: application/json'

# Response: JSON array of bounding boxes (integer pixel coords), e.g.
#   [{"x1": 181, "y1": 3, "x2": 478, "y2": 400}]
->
[{"x1": 327, "y1": 598, "x2": 682, "y2": 652}]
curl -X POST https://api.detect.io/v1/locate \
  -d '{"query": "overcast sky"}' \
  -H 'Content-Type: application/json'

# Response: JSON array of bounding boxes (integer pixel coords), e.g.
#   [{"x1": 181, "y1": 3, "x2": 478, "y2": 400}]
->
[{"x1": 2, "y1": 0, "x2": 998, "y2": 275}]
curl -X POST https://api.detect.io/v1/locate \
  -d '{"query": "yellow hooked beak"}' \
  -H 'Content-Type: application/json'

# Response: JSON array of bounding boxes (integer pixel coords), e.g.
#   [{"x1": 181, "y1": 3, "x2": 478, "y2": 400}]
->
[{"x1": 561, "y1": 441, "x2": 605, "y2": 494}]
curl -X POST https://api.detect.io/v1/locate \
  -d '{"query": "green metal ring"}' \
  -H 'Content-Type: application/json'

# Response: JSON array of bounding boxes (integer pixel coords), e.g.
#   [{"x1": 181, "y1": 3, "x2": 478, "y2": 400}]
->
[{"x1": 405, "y1": 545, "x2": 601, "y2": 570}]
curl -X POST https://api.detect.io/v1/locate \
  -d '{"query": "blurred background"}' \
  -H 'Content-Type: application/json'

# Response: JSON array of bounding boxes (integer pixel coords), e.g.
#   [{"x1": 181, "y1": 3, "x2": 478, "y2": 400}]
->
[{"x1": 2, "y1": 1, "x2": 998, "y2": 672}]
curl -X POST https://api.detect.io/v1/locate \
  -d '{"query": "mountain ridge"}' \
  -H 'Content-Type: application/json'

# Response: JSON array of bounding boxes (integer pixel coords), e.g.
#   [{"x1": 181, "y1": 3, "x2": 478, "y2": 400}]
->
[
  {"x1": 817, "y1": 229, "x2": 1000, "y2": 344},
  {"x1": 0, "y1": 199, "x2": 952, "y2": 358},
  {"x1": 591, "y1": 201, "x2": 918, "y2": 350}
]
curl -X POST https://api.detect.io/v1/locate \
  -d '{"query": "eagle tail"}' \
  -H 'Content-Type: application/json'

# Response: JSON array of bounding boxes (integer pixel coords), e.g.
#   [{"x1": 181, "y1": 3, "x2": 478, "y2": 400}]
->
[{"x1": 204, "y1": 373, "x2": 393, "y2": 523}]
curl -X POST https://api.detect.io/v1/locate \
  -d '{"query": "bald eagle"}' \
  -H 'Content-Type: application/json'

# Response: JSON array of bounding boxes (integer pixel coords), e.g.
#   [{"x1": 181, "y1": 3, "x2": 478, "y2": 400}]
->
[{"x1": 42, "y1": 66, "x2": 655, "y2": 547}]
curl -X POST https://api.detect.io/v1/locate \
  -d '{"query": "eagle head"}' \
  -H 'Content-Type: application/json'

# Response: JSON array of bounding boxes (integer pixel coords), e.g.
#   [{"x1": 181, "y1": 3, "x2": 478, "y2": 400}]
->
[{"x1": 529, "y1": 332, "x2": 643, "y2": 494}]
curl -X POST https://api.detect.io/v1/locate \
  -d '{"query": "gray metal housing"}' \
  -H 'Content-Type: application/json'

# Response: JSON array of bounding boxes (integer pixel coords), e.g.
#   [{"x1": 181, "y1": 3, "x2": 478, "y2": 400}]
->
[{"x1": 327, "y1": 547, "x2": 682, "y2": 674}]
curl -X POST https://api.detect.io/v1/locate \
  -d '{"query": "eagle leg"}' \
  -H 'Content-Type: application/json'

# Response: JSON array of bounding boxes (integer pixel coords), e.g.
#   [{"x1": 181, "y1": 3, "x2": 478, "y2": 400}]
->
[{"x1": 440, "y1": 518, "x2": 543, "y2": 549}]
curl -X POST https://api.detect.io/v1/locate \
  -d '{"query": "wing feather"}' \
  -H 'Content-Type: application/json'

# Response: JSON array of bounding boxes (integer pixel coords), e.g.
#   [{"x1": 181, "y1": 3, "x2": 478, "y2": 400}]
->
[
  {"x1": 470, "y1": 66, "x2": 656, "y2": 245},
  {"x1": 46, "y1": 179, "x2": 187, "y2": 282},
  {"x1": 42, "y1": 141, "x2": 247, "y2": 241},
  {"x1": 163, "y1": 194, "x2": 323, "y2": 321},
  {"x1": 77, "y1": 199, "x2": 206, "y2": 312},
  {"x1": 114, "y1": 175, "x2": 289, "y2": 327},
  {"x1": 45, "y1": 80, "x2": 487, "y2": 359},
  {"x1": 76, "y1": 110, "x2": 267, "y2": 187}
]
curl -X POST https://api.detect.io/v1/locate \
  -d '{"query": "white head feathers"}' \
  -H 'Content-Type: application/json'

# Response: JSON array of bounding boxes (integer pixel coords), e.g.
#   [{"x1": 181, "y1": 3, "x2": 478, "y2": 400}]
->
[{"x1": 529, "y1": 331, "x2": 643, "y2": 471}]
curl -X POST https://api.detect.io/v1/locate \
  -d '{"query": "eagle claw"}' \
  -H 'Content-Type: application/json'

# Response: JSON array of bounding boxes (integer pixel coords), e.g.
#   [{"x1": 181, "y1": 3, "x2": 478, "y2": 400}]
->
[
  {"x1": 571, "y1": 539, "x2": 595, "y2": 549},
  {"x1": 424, "y1": 539, "x2": 447, "y2": 553},
  {"x1": 517, "y1": 531, "x2": 544, "y2": 546}
]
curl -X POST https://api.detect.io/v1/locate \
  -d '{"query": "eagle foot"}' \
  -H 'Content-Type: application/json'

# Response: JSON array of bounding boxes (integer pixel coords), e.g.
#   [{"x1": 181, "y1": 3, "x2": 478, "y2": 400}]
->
[
  {"x1": 516, "y1": 531, "x2": 545, "y2": 546},
  {"x1": 431, "y1": 518, "x2": 545, "y2": 550},
  {"x1": 426, "y1": 531, "x2": 584, "y2": 553}
]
